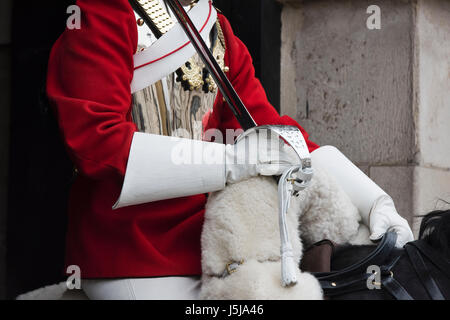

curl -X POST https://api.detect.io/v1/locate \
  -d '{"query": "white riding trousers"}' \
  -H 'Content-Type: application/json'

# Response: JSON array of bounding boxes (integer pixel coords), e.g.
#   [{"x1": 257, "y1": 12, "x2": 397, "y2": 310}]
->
[{"x1": 82, "y1": 276, "x2": 201, "y2": 300}]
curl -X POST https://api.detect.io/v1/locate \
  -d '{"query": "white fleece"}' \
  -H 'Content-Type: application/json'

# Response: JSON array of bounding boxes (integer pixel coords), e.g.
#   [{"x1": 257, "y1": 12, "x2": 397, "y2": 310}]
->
[
  {"x1": 202, "y1": 176, "x2": 303, "y2": 276},
  {"x1": 297, "y1": 166, "x2": 362, "y2": 246},
  {"x1": 200, "y1": 260, "x2": 323, "y2": 300},
  {"x1": 201, "y1": 164, "x2": 370, "y2": 299}
]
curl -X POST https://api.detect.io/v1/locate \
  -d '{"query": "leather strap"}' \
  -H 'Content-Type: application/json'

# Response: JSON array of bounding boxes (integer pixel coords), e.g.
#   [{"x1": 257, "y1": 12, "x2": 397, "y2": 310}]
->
[
  {"x1": 405, "y1": 243, "x2": 445, "y2": 300},
  {"x1": 314, "y1": 232, "x2": 397, "y2": 280},
  {"x1": 315, "y1": 232, "x2": 450, "y2": 300},
  {"x1": 221, "y1": 260, "x2": 244, "y2": 278},
  {"x1": 313, "y1": 232, "x2": 399, "y2": 296},
  {"x1": 381, "y1": 275, "x2": 413, "y2": 300},
  {"x1": 301, "y1": 240, "x2": 335, "y2": 273}
]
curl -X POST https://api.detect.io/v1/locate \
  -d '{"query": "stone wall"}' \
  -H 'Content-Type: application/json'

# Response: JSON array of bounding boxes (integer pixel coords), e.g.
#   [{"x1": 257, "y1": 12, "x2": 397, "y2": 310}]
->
[
  {"x1": 413, "y1": 0, "x2": 450, "y2": 234},
  {"x1": 280, "y1": 0, "x2": 450, "y2": 234}
]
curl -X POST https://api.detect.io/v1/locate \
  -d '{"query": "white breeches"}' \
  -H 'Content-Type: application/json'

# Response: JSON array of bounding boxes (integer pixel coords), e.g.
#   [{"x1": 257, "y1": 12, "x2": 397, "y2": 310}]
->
[{"x1": 82, "y1": 276, "x2": 201, "y2": 300}]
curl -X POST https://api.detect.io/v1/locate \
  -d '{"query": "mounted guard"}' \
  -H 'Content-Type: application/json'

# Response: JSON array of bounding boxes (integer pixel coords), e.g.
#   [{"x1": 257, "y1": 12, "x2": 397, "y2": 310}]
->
[{"x1": 42, "y1": 0, "x2": 413, "y2": 299}]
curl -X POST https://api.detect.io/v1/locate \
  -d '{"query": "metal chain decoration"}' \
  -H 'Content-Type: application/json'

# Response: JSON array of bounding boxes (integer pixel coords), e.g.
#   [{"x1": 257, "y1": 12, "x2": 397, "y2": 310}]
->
[{"x1": 138, "y1": 0, "x2": 175, "y2": 33}]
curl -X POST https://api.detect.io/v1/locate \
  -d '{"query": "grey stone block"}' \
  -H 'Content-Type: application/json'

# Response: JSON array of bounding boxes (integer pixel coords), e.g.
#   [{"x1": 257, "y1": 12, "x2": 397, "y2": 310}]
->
[
  {"x1": 413, "y1": 166, "x2": 450, "y2": 237},
  {"x1": 281, "y1": 0, "x2": 416, "y2": 165},
  {"x1": 357, "y1": 165, "x2": 369, "y2": 176},
  {"x1": 415, "y1": 0, "x2": 450, "y2": 169}
]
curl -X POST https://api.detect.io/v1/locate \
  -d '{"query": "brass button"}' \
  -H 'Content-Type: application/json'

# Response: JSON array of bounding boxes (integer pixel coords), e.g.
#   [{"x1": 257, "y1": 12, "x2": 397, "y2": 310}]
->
[{"x1": 137, "y1": 18, "x2": 144, "y2": 26}]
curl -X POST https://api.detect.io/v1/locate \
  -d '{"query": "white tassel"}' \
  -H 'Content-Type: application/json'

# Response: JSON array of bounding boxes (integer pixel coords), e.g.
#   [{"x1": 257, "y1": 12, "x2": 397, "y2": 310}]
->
[
  {"x1": 281, "y1": 243, "x2": 298, "y2": 287},
  {"x1": 278, "y1": 166, "x2": 301, "y2": 287}
]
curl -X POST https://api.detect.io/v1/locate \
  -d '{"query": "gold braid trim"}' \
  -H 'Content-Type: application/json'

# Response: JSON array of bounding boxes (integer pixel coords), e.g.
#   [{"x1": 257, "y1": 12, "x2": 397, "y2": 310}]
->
[{"x1": 203, "y1": 20, "x2": 228, "y2": 93}]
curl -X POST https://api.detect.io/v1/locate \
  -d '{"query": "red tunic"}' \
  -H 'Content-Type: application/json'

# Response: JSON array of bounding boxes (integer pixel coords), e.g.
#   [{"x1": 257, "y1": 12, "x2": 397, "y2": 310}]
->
[{"x1": 46, "y1": 0, "x2": 319, "y2": 278}]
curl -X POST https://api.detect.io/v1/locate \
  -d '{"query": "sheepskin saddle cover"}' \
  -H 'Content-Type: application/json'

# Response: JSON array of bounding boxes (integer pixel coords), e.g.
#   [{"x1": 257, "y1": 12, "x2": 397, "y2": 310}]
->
[{"x1": 200, "y1": 166, "x2": 370, "y2": 300}]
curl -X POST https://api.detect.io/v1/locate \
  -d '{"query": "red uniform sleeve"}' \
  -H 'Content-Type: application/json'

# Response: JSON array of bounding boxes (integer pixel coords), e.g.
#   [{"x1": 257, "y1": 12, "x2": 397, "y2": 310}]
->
[
  {"x1": 46, "y1": 0, "x2": 138, "y2": 179},
  {"x1": 217, "y1": 14, "x2": 319, "y2": 152}
]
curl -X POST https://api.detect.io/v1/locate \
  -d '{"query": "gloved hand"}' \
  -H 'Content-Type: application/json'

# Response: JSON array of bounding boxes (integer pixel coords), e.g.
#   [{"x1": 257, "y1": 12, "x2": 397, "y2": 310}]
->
[
  {"x1": 225, "y1": 129, "x2": 299, "y2": 183},
  {"x1": 311, "y1": 146, "x2": 414, "y2": 248},
  {"x1": 369, "y1": 195, "x2": 414, "y2": 247},
  {"x1": 114, "y1": 129, "x2": 301, "y2": 208}
]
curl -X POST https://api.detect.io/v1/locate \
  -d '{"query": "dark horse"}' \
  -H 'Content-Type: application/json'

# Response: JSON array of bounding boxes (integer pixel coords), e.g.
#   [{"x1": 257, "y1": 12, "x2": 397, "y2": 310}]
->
[{"x1": 303, "y1": 210, "x2": 450, "y2": 300}]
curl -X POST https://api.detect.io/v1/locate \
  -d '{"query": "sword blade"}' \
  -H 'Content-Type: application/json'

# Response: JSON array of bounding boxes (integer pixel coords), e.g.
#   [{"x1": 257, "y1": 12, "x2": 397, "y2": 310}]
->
[{"x1": 165, "y1": 0, "x2": 257, "y2": 130}]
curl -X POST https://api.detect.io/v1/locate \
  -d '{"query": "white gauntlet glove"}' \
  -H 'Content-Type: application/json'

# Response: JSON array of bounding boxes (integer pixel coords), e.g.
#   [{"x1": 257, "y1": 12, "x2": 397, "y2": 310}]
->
[
  {"x1": 114, "y1": 130, "x2": 298, "y2": 208},
  {"x1": 311, "y1": 146, "x2": 414, "y2": 247},
  {"x1": 369, "y1": 195, "x2": 414, "y2": 247},
  {"x1": 225, "y1": 129, "x2": 298, "y2": 183}
]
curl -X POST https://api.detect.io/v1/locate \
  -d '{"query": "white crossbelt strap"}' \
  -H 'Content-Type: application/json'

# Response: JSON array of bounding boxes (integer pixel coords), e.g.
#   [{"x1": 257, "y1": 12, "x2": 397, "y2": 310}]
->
[{"x1": 131, "y1": 0, "x2": 217, "y2": 93}]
